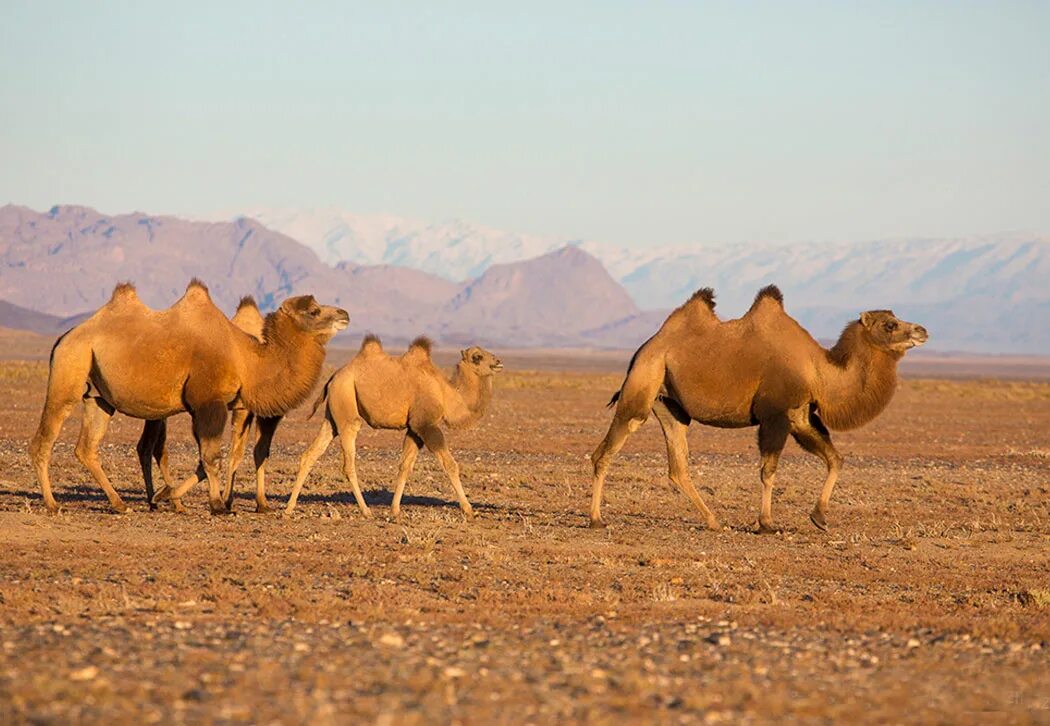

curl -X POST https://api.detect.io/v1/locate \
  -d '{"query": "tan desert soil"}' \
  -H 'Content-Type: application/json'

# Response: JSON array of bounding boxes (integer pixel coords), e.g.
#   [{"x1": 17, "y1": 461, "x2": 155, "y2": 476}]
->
[{"x1": 0, "y1": 355, "x2": 1047, "y2": 723}]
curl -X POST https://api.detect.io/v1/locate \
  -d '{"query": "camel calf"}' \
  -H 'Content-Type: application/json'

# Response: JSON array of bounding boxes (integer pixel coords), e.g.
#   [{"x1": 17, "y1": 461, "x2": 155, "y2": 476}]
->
[{"x1": 285, "y1": 336, "x2": 503, "y2": 519}]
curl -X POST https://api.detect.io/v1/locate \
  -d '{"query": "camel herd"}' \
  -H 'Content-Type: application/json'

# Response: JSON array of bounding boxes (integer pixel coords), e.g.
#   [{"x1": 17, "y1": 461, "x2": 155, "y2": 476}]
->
[{"x1": 28, "y1": 279, "x2": 927, "y2": 531}]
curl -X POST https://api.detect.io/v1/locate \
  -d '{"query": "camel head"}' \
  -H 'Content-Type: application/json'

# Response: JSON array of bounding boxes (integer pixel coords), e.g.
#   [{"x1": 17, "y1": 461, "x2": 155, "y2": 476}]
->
[
  {"x1": 859, "y1": 310, "x2": 928, "y2": 354},
  {"x1": 460, "y1": 346, "x2": 504, "y2": 377},
  {"x1": 277, "y1": 295, "x2": 350, "y2": 343}
]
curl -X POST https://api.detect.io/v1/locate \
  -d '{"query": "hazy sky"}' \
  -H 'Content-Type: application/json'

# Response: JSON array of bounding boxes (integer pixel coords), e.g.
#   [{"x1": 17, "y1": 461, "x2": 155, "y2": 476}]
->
[{"x1": 2, "y1": 1, "x2": 1048, "y2": 248}]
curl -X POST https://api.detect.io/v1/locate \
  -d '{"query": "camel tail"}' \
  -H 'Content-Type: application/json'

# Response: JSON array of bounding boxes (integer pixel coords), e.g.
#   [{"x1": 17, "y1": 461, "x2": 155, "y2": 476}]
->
[
  {"x1": 607, "y1": 334, "x2": 656, "y2": 407},
  {"x1": 309, "y1": 373, "x2": 336, "y2": 419}
]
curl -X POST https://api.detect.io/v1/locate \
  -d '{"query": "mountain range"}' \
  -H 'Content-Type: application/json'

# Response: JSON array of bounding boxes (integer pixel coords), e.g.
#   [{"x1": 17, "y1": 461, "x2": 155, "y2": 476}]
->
[{"x1": 1, "y1": 203, "x2": 1047, "y2": 353}]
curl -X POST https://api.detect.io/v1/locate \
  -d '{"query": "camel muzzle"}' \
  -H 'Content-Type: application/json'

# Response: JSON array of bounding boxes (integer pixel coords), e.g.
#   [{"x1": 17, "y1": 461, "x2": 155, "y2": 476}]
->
[{"x1": 909, "y1": 326, "x2": 929, "y2": 347}]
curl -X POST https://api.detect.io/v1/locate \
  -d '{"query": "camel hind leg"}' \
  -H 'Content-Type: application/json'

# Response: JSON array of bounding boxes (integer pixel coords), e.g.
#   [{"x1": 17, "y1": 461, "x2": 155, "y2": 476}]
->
[
  {"x1": 137, "y1": 420, "x2": 165, "y2": 511},
  {"x1": 337, "y1": 419, "x2": 370, "y2": 518},
  {"x1": 756, "y1": 416, "x2": 790, "y2": 533},
  {"x1": 589, "y1": 358, "x2": 666, "y2": 527},
  {"x1": 790, "y1": 409, "x2": 843, "y2": 531},
  {"x1": 29, "y1": 337, "x2": 92, "y2": 513},
  {"x1": 651, "y1": 398, "x2": 720, "y2": 530},
  {"x1": 285, "y1": 415, "x2": 336, "y2": 516},
  {"x1": 391, "y1": 430, "x2": 424, "y2": 520},
  {"x1": 191, "y1": 401, "x2": 230, "y2": 515},
  {"x1": 418, "y1": 426, "x2": 473, "y2": 521},
  {"x1": 222, "y1": 409, "x2": 254, "y2": 511},
  {"x1": 75, "y1": 396, "x2": 127, "y2": 513}
]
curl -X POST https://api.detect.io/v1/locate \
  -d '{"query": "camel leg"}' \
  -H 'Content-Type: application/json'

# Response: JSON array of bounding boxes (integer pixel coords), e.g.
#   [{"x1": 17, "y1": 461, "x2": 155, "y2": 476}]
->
[
  {"x1": 29, "y1": 362, "x2": 89, "y2": 513},
  {"x1": 222, "y1": 409, "x2": 254, "y2": 511},
  {"x1": 589, "y1": 413, "x2": 646, "y2": 528},
  {"x1": 137, "y1": 420, "x2": 165, "y2": 511},
  {"x1": 790, "y1": 412, "x2": 843, "y2": 531},
  {"x1": 190, "y1": 401, "x2": 230, "y2": 515},
  {"x1": 391, "y1": 430, "x2": 424, "y2": 520},
  {"x1": 251, "y1": 416, "x2": 281, "y2": 513},
  {"x1": 337, "y1": 419, "x2": 371, "y2": 518},
  {"x1": 285, "y1": 416, "x2": 335, "y2": 516},
  {"x1": 145, "y1": 420, "x2": 188, "y2": 513},
  {"x1": 75, "y1": 396, "x2": 128, "y2": 513},
  {"x1": 651, "y1": 398, "x2": 720, "y2": 530},
  {"x1": 418, "y1": 426, "x2": 473, "y2": 521},
  {"x1": 756, "y1": 417, "x2": 790, "y2": 533}
]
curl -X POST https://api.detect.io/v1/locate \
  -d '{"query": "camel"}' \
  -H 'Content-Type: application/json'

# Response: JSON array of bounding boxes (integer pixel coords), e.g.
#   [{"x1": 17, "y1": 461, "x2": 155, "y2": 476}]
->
[
  {"x1": 136, "y1": 296, "x2": 282, "y2": 513},
  {"x1": 29, "y1": 280, "x2": 348, "y2": 515},
  {"x1": 284, "y1": 336, "x2": 503, "y2": 519},
  {"x1": 589, "y1": 285, "x2": 928, "y2": 532}
]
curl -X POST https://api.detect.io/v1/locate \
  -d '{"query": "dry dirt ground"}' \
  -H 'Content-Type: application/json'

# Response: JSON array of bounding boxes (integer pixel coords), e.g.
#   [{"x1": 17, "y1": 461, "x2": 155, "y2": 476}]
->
[{"x1": 0, "y1": 348, "x2": 1047, "y2": 724}]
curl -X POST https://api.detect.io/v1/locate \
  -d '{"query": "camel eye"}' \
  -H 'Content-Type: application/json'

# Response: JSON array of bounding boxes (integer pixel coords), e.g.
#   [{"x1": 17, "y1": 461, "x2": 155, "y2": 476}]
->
[
  {"x1": 884, "y1": 322, "x2": 897, "y2": 332},
  {"x1": 472, "y1": 354, "x2": 483, "y2": 364},
  {"x1": 310, "y1": 309, "x2": 320, "y2": 317}
]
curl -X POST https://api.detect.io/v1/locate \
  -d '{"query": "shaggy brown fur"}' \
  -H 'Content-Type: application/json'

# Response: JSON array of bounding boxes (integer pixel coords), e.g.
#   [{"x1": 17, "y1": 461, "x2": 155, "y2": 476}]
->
[
  {"x1": 285, "y1": 342, "x2": 503, "y2": 520},
  {"x1": 29, "y1": 281, "x2": 348, "y2": 514},
  {"x1": 590, "y1": 285, "x2": 928, "y2": 532}
]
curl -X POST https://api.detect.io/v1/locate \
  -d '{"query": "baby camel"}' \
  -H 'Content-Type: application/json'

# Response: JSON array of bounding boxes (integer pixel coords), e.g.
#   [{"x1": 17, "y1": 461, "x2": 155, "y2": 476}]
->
[
  {"x1": 285, "y1": 336, "x2": 503, "y2": 519},
  {"x1": 591, "y1": 285, "x2": 928, "y2": 532}
]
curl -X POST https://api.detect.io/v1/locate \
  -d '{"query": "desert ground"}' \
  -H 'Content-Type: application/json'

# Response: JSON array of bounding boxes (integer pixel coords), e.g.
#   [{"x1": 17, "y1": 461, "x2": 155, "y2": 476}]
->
[{"x1": 0, "y1": 338, "x2": 1047, "y2": 723}]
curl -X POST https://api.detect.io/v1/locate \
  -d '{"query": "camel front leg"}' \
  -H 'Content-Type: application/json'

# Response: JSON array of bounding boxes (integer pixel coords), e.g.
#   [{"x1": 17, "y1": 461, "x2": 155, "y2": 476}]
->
[
  {"x1": 589, "y1": 414, "x2": 646, "y2": 528},
  {"x1": 251, "y1": 416, "x2": 281, "y2": 513},
  {"x1": 285, "y1": 416, "x2": 335, "y2": 516},
  {"x1": 756, "y1": 417, "x2": 790, "y2": 533},
  {"x1": 222, "y1": 409, "x2": 254, "y2": 511},
  {"x1": 651, "y1": 398, "x2": 719, "y2": 530},
  {"x1": 75, "y1": 396, "x2": 127, "y2": 513},
  {"x1": 391, "y1": 430, "x2": 424, "y2": 520},
  {"x1": 790, "y1": 412, "x2": 843, "y2": 531},
  {"x1": 418, "y1": 426, "x2": 473, "y2": 521},
  {"x1": 29, "y1": 391, "x2": 81, "y2": 514}
]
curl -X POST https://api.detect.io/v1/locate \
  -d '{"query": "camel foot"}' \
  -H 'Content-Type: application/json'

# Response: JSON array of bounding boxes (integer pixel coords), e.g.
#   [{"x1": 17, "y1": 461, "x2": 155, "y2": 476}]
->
[
  {"x1": 209, "y1": 501, "x2": 233, "y2": 516},
  {"x1": 462, "y1": 509, "x2": 475, "y2": 522},
  {"x1": 255, "y1": 501, "x2": 272, "y2": 514},
  {"x1": 705, "y1": 518, "x2": 721, "y2": 531},
  {"x1": 359, "y1": 507, "x2": 374, "y2": 519},
  {"x1": 151, "y1": 486, "x2": 171, "y2": 504},
  {"x1": 282, "y1": 508, "x2": 295, "y2": 520},
  {"x1": 589, "y1": 517, "x2": 608, "y2": 529},
  {"x1": 809, "y1": 508, "x2": 829, "y2": 531},
  {"x1": 755, "y1": 521, "x2": 782, "y2": 535},
  {"x1": 44, "y1": 503, "x2": 60, "y2": 516},
  {"x1": 173, "y1": 500, "x2": 188, "y2": 515}
]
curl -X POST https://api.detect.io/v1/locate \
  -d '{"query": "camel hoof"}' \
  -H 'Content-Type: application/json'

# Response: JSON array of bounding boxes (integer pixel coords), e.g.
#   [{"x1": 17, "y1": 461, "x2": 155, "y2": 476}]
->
[
  {"x1": 705, "y1": 519, "x2": 722, "y2": 531},
  {"x1": 151, "y1": 486, "x2": 171, "y2": 504},
  {"x1": 360, "y1": 508, "x2": 374, "y2": 519},
  {"x1": 809, "y1": 509, "x2": 829, "y2": 531},
  {"x1": 209, "y1": 503, "x2": 233, "y2": 516},
  {"x1": 111, "y1": 503, "x2": 129, "y2": 515},
  {"x1": 589, "y1": 518, "x2": 608, "y2": 529},
  {"x1": 756, "y1": 522, "x2": 781, "y2": 535},
  {"x1": 255, "y1": 502, "x2": 271, "y2": 514},
  {"x1": 281, "y1": 509, "x2": 295, "y2": 520}
]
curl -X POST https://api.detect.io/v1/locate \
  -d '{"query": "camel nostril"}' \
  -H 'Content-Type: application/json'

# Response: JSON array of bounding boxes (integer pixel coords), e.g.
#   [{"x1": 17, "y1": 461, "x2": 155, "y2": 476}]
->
[{"x1": 915, "y1": 326, "x2": 928, "y2": 338}]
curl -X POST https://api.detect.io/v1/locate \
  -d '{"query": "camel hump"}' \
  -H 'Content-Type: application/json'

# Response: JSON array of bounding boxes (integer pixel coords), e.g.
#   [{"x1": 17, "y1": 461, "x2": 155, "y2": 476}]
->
[
  {"x1": 401, "y1": 336, "x2": 433, "y2": 364},
  {"x1": 108, "y1": 281, "x2": 139, "y2": 304},
  {"x1": 689, "y1": 287, "x2": 716, "y2": 311},
  {"x1": 359, "y1": 333, "x2": 384, "y2": 355},
  {"x1": 178, "y1": 278, "x2": 213, "y2": 306},
  {"x1": 236, "y1": 295, "x2": 258, "y2": 311},
  {"x1": 753, "y1": 284, "x2": 784, "y2": 307}
]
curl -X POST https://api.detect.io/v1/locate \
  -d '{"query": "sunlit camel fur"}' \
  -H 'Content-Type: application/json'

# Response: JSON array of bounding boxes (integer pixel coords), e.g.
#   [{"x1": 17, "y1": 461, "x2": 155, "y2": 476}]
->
[
  {"x1": 590, "y1": 285, "x2": 928, "y2": 532},
  {"x1": 137, "y1": 296, "x2": 281, "y2": 513},
  {"x1": 29, "y1": 280, "x2": 348, "y2": 514},
  {"x1": 285, "y1": 336, "x2": 503, "y2": 519}
]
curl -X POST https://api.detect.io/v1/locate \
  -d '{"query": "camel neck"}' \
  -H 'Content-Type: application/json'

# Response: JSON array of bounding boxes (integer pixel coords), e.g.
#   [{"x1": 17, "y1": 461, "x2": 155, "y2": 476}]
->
[
  {"x1": 241, "y1": 312, "x2": 326, "y2": 417},
  {"x1": 446, "y1": 363, "x2": 493, "y2": 429},
  {"x1": 816, "y1": 323, "x2": 901, "y2": 431}
]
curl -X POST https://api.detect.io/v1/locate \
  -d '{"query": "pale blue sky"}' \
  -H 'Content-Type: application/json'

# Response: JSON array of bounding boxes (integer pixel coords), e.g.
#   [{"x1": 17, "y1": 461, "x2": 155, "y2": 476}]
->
[{"x1": 1, "y1": 1, "x2": 1048, "y2": 248}]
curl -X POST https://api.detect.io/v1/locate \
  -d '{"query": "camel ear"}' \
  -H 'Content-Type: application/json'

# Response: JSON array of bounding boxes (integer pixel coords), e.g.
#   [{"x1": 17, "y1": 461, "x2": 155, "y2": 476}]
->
[
  {"x1": 860, "y1": 312, "x2": 876, "y2": 328},
  {"x1": 461, "y1": 349, "x2": 469, "y2": 360}
]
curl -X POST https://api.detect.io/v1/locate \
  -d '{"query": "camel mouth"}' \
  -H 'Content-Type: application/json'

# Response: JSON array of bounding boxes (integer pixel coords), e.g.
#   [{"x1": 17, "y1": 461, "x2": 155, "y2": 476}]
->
[
  {"x1": 491, "y1": 362, "x2": 504, "y2": 372},
  {"x1": 330, "y1": 314, "x2": 350, "y2": 333}
]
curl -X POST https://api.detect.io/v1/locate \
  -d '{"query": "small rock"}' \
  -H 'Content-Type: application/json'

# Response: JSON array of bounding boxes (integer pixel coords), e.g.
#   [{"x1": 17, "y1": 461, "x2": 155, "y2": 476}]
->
[
  {"x1": 378, "y1": 633, "x2": 405, "y2": 648},
  {"x1": 174, "y1": 621, "x2": 192, "y2": 630},
  {"x1": 69, "y1": 666, "x2": 99, "y2": 681},
  {"x1": 444, "y1": 666, "x2": 467, "y2": 679},
  {"x1": 706, "y1": 632, "x2": 731, "y2": 647},
  {"x1": 906, "y1": 638, "x2": 920, "y2": 649}
]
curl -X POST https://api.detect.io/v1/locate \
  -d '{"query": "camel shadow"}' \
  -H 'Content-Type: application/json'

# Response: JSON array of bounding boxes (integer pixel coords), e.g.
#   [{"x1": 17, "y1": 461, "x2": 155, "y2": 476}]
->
[{"x1": 269, "y1": 487, "x2": 500, "y2": 513}]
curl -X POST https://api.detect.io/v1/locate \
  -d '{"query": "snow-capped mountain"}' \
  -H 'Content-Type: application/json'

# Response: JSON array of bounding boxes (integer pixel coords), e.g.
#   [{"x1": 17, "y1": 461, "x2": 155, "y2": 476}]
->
[{"x1": 228, "y1": 208, "x2": 570, "y2": 281}]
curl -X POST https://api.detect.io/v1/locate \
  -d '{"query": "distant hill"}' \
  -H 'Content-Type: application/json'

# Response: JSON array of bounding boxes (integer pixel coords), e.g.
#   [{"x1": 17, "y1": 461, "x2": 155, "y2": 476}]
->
[
  {"x1": 227, "y1": 207, "x2": 1050, "y2": 354},
  {"x1": 0, "y1": 205, "x2": 650, "y2": 349}
]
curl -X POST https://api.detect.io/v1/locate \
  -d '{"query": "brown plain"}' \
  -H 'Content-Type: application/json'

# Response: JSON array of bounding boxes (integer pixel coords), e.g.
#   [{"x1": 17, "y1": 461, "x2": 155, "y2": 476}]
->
[
  {"x1": 28, "y1": 281, "x2": 349, "y2": 515},
  {"x1": 285, "y1": 336, "x2": 504, "y2": 519},
  {"x1": 591, "y1": 285, "x2": 928, "y2": 532}
]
